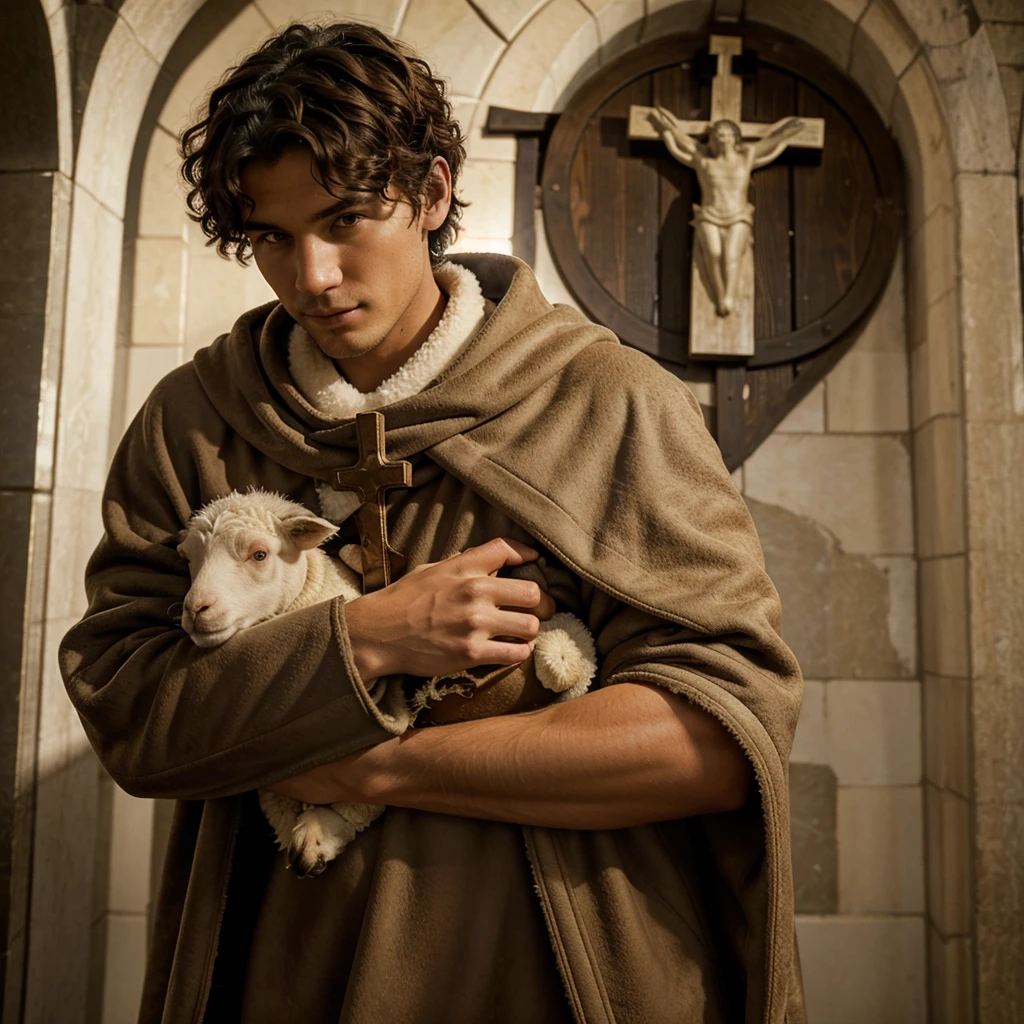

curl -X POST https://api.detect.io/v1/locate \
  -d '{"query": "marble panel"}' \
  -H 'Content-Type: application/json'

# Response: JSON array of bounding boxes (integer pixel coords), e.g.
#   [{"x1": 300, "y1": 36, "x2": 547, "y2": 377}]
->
[
  {"x1": 23, "y1": 751, "x2": 100, "y2": 1024},
  {"x1": 45, "y1": 6, "x2": 74, "y2": 179},
  {"x1": 100, "y1": 912, "x2": 148, "y2": 1024},
  {"x1": 447, "y1": 234, "x2": 514, "y2": 257},
  {"x1": 184, "y1": 254, "x2": 272, "y2": 360},
  {"x1": 107, "y1": 791, "x2": 154, "y2": 915},
  {"x1": 957, "y1": 173, "x2": 1024, "y2": 423},
  {"x1": 256, "y1": 0, "x2": 406, "y2": 33},
  {"x1": 795, "y1": 914, "x2": 927, "y2": 1024},
  {"x1": 774, "y1": 383, "x2": 824, "y2": 434},
  {"x1": 793, "y1": 680, "x2": 922, "y2": 786},
  {"x1": 478, "y1": 0, "x2": 597, "y2": 115},
  {"x1": 55, "y1": 186, "x2": 122, "y2": 493},
  {"x1": 908, "y1": 202, "x2": 956, "y2": 313},
  {"x1": 121, "y1": 0, "x2": 206, "y2": 61},
  {"x1": 924, "y1": 782, "x2": 972, "y2": 937},
  {"x1": 470, "y1": 0, "x2": 549, "y2": 41},
  {"x1": 582, "y1": 0, "x2": 645, "y2": 63},
  {"x1": 855, "y1": 251, "x2": 906, "y2": 352},
  {"x1": 745, "y1": 434, "x2": 914, "y2": 555},
  {"x1": 44, "y1": 486, "x2": 104, "y2": 623},
  {"x1": 744, "y1": 0, "x2": 867, "y2": 71},
  {"x1": 849, "y1": 3, "x2": 919, "y2": 122},
  {"x1": 826, "y1": 350, "x2": 910, "y2": 433},
  {"x1": 457, "y1": 159, "x2": 516, "y2": 239},
  {"x1": 974, "y1": 801, "x2": 1024, "y2": 1019},
  {"x1": 913, "y1": 415, "x2": 965, "y2": 558},
  {"x1": 998, "y1": 65, "x2": 1024, "y2": 152},
  {"x1": 37, "y1": 611, "x2": 91, "y2": 759},
  {"x1": 398, "y1": 0, "x2": 505, "y2": 98},
  {"x1": 974, "y1": 0, "x2": 1024, "y2": 18},
  {"x1": 893, "y1": 0, "x2": 973, "y2": 47},
  {"x1": 138, "y1": 126, "x2": 188, "y2": 239},
  {"x1": 747, "y1": 500, "x2": 916, "y2": 680},
  {"x1": 131, "y1": 238, "x2": 187, "y2": 348},
  {"x1": 641, "y1": 0, "x2": 713, "y2": 44},
  {"x1": 123, "y1": 345, "x2": 182, "y2": 435},
  {"x1": 891, "y1": 57, "x2": 955, "y2": 233},
  {"x1": 789, "y1": 763, "x2": 838, "y2": 914},
  {"x1": 923, "y1": 674, "x2": 971, "y2": 798},
  {"x1": 927, "y1": 924, "x2": 975, "y2": 1024},
  {"x1": 532, "y1": 208, "x2": 582, "y2": 310},
  {"x1": 918, "y1": 555, "x2": 969, "y2": 679},
  {"x1": 75, "y1": 18, "x2": 160, "y2": 218},
  {"x1": 909, "y1": 292, "x2": 961, "y2": 426},
  {"x1": 158, "y1": 5, "x2": 272, "y2": 136},
  {"x1": 838, "y1": 785, "x2": 926, "y2": 913},
  {"x1": 929, "y1": 30, "x2": 1016, "y2": 174},
  {"x1": 972, "y1": 647, "x2": 1024, "y2": 802}
]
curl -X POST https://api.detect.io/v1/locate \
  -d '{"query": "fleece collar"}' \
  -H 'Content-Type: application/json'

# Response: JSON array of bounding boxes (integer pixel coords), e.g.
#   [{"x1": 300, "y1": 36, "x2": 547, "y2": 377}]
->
[
  {"x1": 287, "y1": 261, "x2": 488, "y2": 422},
  {"x1": 287, "y1": 261, "x2": 489, "y2": 522}
]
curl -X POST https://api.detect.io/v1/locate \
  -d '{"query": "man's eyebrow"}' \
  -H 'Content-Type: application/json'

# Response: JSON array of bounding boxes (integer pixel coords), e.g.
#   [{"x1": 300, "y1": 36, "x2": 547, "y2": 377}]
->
[{"x1": 243, "y1": 196, "x2": 367, "y2": 233}]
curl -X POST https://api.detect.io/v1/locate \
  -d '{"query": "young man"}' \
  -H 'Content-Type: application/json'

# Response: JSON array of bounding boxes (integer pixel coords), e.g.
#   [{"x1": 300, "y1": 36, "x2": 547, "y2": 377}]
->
[{"x1": 61, "y1": 22, "x2": 805, "y2": 1024}]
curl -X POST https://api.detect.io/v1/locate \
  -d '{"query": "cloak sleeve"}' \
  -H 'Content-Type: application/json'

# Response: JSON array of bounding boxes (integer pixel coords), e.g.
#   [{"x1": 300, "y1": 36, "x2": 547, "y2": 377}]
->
[{"x1": 59, "y1": 368, "x2": 406, "y2": 802}]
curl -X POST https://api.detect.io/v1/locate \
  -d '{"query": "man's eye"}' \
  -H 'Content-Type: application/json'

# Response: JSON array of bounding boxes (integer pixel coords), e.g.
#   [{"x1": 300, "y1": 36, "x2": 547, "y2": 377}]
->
[
  {"x1": 256, "y1": 231, "x2": 288, "y2": 245},
  {"x1": 334, "y1": 213, "x2": 363, "y2": 229},
  {"x1": 252, "y1": 550, "x2": 267, "y2": 562}
]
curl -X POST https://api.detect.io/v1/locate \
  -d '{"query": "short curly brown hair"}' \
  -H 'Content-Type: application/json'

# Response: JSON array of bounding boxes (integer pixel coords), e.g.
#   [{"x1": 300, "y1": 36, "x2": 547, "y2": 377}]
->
[{"x1": 180, "y1": 21, "x2": 466, "y2": 266}]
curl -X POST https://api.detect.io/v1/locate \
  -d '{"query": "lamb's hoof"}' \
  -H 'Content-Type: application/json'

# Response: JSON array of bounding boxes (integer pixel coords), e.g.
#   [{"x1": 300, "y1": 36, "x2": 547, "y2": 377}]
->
[{"x1": 287, "y1": 806, "x2": 355, "y2": 878}]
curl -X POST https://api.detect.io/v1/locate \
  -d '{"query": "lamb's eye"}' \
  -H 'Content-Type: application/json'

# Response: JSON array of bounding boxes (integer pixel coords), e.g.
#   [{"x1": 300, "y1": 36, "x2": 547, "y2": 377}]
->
[{"x1": 252, "y1": 550, "x2": 267, "y2": 562}]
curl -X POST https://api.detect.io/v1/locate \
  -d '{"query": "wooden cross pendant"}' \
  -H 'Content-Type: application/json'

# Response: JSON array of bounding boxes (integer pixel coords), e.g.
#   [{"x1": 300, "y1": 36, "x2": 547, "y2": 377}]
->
[{"x1": 330, "y1": 411, "x2": 412, "y2": 592}]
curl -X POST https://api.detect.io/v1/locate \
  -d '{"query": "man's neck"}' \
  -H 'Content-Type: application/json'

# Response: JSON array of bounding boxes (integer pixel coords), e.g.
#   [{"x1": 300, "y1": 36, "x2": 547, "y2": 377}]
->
[{"x1": 334, "y1": 267, "x2": 447, "y2": 394}]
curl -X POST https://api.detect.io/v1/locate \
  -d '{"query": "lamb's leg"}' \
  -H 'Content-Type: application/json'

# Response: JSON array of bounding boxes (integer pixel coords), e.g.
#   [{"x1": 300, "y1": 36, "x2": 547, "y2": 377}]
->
[
  {"x1": 258, "y1": 789, "x2": 303, "y2": 851},
  {"x1": 288, "y1": 805, "x2": 358, "y2": 877}
]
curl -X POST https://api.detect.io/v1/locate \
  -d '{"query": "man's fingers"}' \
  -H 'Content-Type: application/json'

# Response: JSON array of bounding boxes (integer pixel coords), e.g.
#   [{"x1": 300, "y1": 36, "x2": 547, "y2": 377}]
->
[{"x1": 452, "y1": 536, "x2": 539, "y2": 576}]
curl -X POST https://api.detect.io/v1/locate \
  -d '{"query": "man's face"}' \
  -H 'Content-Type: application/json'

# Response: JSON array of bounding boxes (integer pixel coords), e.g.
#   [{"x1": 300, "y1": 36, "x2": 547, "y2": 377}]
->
[{"x1": 239, "y1": 147, "x2": 450, "y2": 361}]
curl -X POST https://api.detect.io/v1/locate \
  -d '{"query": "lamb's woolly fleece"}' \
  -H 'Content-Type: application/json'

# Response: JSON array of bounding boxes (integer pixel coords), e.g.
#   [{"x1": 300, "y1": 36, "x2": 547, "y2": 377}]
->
[
  {"x1": 287, "y1": 262, "x2": 490, "y2": 524},
  {"x1": 185, "y1": 487, "x2": 310, "y2": 537}
]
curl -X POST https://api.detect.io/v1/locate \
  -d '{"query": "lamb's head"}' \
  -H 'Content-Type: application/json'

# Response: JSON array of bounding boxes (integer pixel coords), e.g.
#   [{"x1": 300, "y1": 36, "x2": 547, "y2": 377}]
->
[{"x1": 177, "y1": 490, "x2": 337, "y2": 648}]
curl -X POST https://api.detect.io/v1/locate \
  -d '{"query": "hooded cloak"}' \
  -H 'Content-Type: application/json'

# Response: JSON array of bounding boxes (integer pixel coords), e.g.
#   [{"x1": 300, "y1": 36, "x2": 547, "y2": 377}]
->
[{"x1": 61, "y1": 253, "x2": 805, "y2": 1023}]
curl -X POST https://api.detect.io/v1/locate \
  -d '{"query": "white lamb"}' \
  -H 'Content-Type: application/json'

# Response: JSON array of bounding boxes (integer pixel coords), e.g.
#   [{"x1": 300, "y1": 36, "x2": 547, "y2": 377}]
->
[{"x1": 176, "y1": 489, "x2": 597, "y2": 876}]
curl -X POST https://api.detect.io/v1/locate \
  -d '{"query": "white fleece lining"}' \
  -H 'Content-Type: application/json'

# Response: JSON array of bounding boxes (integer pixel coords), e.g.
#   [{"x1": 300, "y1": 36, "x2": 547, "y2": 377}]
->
[{"x1": 287, "y1": 262, "x2": 488, "y2": 524}]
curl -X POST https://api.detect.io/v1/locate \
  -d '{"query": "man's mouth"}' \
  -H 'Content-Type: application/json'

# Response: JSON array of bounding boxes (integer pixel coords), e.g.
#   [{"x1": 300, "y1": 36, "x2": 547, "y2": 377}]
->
[{"x1": 304, "y1": 305, "x2": 361, "y2": 326}]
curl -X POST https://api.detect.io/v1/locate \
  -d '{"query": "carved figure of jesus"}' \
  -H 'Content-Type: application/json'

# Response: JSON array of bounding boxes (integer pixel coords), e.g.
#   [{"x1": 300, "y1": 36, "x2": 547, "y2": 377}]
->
[{"x1": 651, "y1": 108, "x2": 805, "y2": 317}]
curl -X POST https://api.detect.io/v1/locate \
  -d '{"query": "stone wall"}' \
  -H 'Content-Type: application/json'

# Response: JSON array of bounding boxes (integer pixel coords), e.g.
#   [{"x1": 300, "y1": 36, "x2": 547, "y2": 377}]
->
[{"x1": 5, "y1": 0, "x2": 1022, "y2": 1021}]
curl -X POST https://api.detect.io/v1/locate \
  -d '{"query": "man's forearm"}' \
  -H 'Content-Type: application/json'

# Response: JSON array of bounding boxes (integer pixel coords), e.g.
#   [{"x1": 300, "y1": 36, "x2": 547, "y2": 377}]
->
[{"x1": 268, "y1": 682, "x2": 753, "y2": 829}]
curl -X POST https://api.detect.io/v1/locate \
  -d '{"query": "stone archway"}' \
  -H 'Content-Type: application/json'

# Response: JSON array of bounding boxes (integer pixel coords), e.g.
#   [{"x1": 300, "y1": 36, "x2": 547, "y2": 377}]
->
[{"x1": 16, "y1": 0, "x2": 1021, "y2": 1019}]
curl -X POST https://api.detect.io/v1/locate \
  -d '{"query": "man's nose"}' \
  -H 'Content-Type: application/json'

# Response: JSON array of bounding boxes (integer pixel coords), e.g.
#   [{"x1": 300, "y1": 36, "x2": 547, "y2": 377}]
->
[{"x1": 295, "y1": 237, "x2": 343, "y2": 295}]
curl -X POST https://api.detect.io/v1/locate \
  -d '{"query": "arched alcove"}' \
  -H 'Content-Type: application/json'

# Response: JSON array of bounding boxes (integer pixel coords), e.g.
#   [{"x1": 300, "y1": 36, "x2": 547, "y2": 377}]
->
[{"x1": 22, "y1": 0, "x2": 1022, "y2": 1020}]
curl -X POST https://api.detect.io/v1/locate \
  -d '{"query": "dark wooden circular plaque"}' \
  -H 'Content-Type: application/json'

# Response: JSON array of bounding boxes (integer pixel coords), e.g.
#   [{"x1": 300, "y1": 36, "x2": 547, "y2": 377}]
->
[{"x1": 541, "y1": 26, "x2": 904, "y2": 376}]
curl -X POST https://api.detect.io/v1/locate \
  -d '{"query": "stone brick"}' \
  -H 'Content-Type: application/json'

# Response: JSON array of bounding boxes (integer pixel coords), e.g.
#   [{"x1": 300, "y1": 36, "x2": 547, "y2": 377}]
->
[
  {"x1": 927, "y1": 923, "x2": 975, "y2": 1024},
  {"x1": 745, "y1": 434, "x2": 914, "y2": 555},
  {"x1": 131, "y1": 238, "x2": 186, "y2": 349},
  {"x1": 919, "y1": 556, "x2": 969, "y2": 678},
  {"x1": 457, "y1": 160, "x2": 515, "y2": 239},
  {"x1": 913, "y1": 416, "x2": 965, "y2": 558},
  {"x1": 909, "y1": 295, "x2": 961, "y2": 426},
  {"x1": 855, "y1": 250, "x2": 906, "y2": 352},
  {"x1": 925, "y1": 782, "x2": 972, "y2": 937},
  {"x1": 789, "y1": 763, "x2": 838, "y2": 913},
  {"x1": 747, "y1": 500, "x2": 915, "y2": 680},
  {"x1": 745, "y1": 0, "x2": 867, "y2": 71},
  {"x1": 774, "y1": 383, "x2": 824, "y2": 433},
  {"x1": 838, "y1": 785, "x2": 926, "y2": 913},
  {"x1": 849, "y1": 2, "x2": 919, "y2": 121},
  {"x1": 922, "y1": 674, "x2": 971, "y2": 798},
  {"x1": 826, "y1": 350, "x2": 910, "y2": 433},
  {"x1": 796, "y1": 914, "x2": 927, "y2": 1024}
]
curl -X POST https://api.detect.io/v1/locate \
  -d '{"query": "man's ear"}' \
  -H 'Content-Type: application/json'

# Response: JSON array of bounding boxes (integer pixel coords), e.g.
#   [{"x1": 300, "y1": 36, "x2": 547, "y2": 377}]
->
[
  {"x1": 421, "y1": 156, "x2": 452, "y2": 231},
  {"x1": 286, "y1": 514, "x2": 339, "y2": 550}
]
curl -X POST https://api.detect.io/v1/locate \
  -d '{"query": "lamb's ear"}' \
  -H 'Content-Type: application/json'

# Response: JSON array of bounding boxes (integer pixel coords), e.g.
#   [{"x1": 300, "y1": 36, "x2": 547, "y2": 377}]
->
[{"x1": 286, "y1": 514, "x2": 339, "y2": 550}]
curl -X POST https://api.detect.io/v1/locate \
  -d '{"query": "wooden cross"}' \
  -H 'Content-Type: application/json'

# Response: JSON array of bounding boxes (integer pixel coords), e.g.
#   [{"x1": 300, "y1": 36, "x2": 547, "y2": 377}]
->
[
  {"x1": 628, "y1": 34, "x2": 825, "y2": 362},
  {"x1": 330, "y1": 411, "x2": 412, "y2": 592}
]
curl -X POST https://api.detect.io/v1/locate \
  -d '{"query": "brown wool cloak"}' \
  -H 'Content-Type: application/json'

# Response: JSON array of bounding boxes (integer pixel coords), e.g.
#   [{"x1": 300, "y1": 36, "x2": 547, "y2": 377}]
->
[{"x1": 60, "y1": 253, "x2": 805, "y2": 1024}]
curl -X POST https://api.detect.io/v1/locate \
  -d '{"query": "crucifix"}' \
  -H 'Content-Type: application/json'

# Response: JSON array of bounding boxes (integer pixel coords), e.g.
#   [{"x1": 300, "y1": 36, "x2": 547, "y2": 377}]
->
[
  {"x1": 330, "y1": 411, "x2": 412, "y2": 592},
  {"x1": 628, "y1": 35, "x2": 825, "y2": 362}
]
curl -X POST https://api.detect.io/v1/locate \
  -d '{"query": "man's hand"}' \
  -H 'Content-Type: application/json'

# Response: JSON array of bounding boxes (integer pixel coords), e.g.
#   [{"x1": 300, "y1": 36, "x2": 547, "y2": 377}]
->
[{"x1": 343, "y1": 537, "x2": 557, "y2": 683}]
